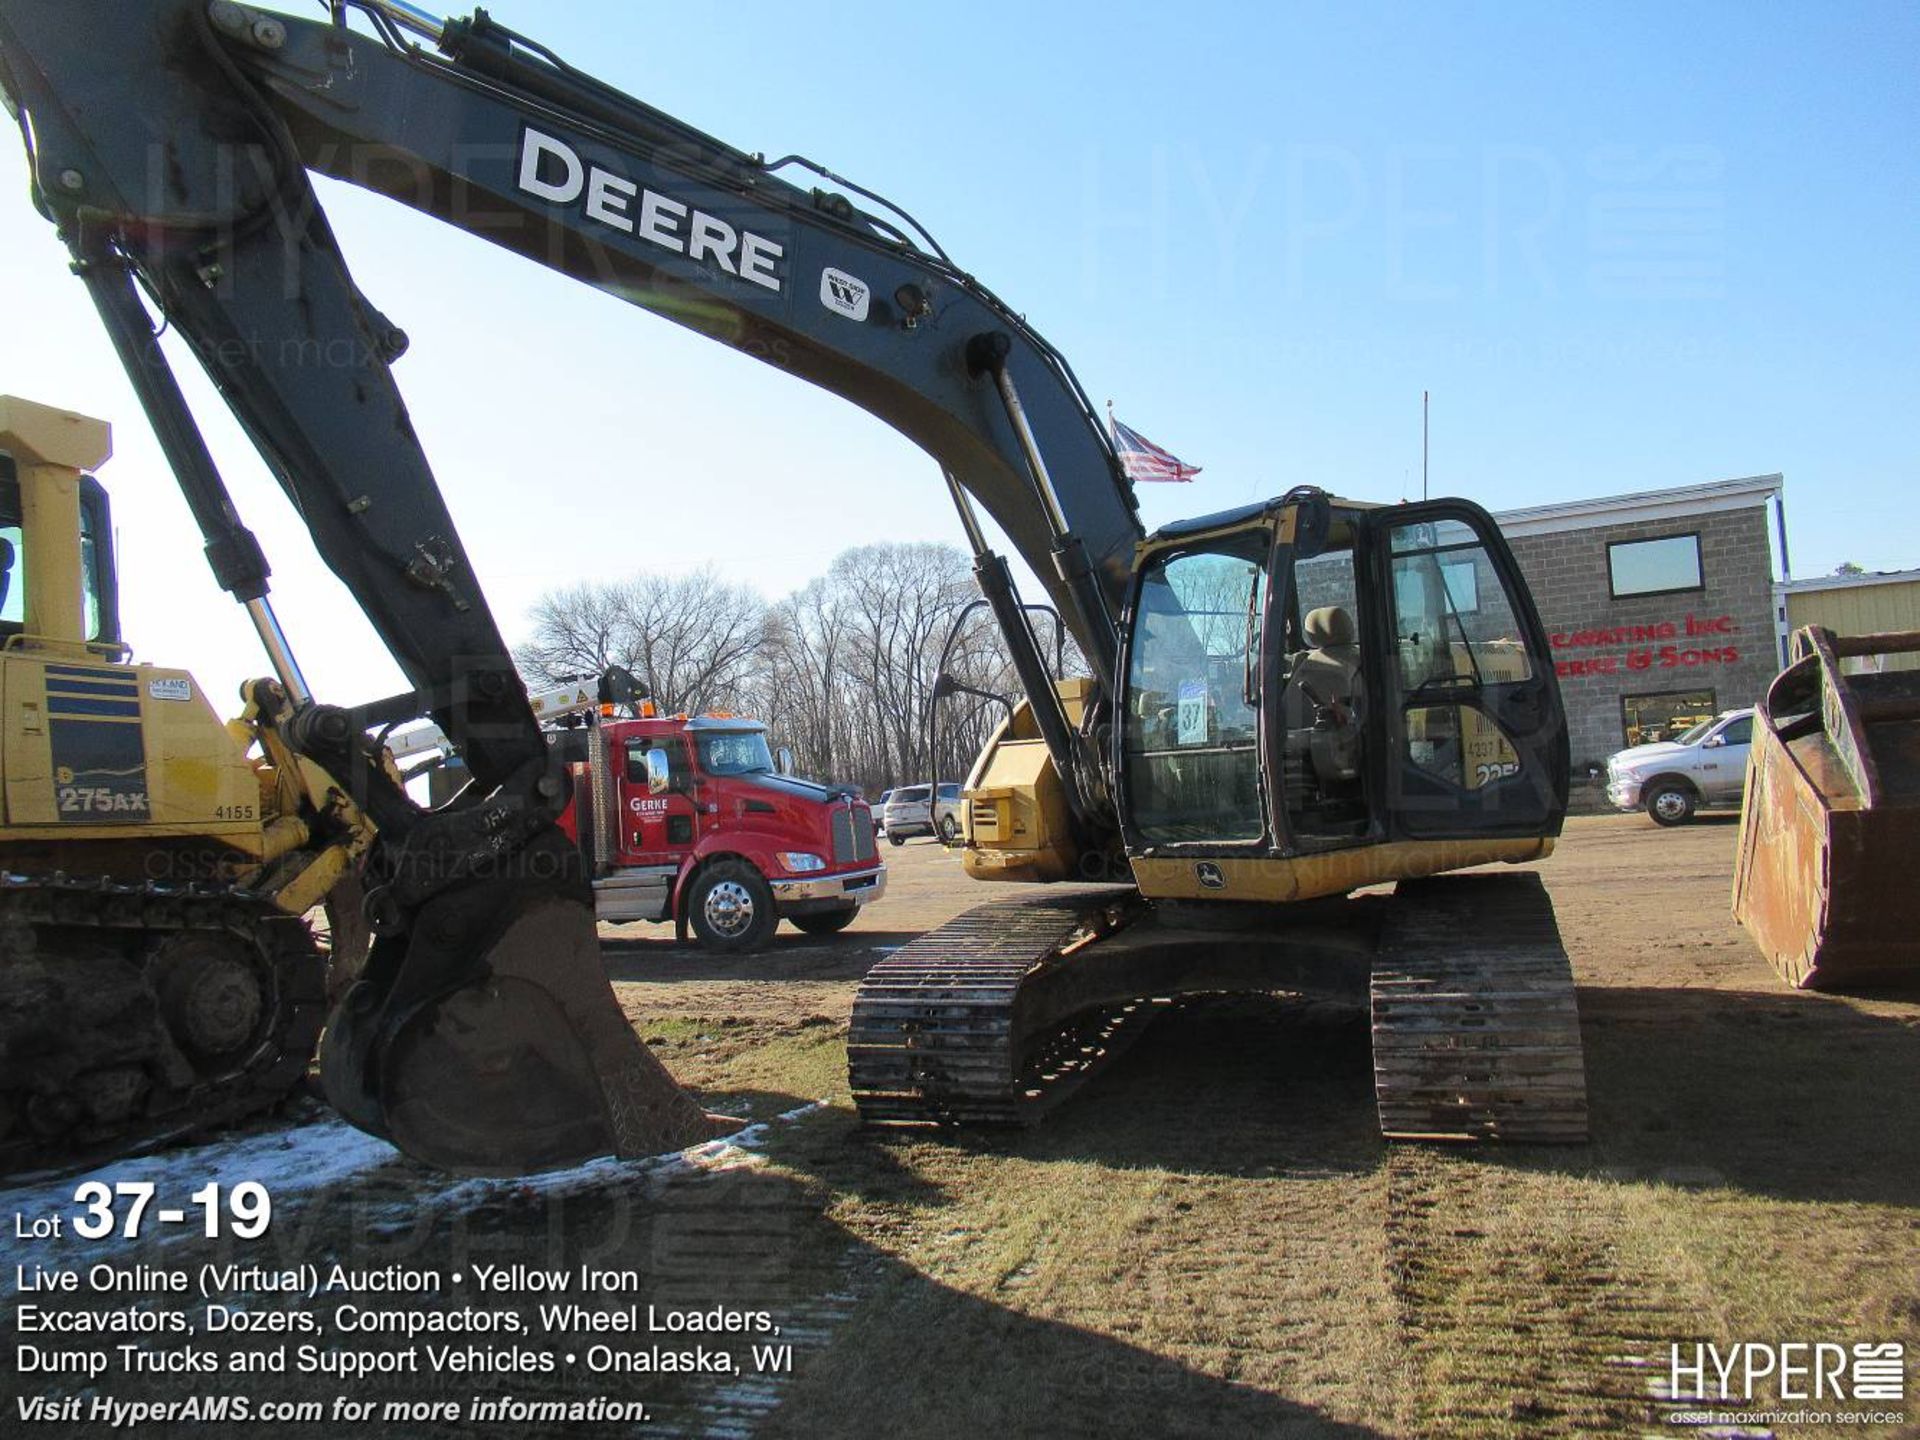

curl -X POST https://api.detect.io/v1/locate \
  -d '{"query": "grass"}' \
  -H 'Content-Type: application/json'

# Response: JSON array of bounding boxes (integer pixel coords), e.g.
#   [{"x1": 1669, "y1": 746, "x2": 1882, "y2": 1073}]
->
[
  {"x1": 7, "y1": 820, "x2": 1913, "y2": 1438},
  {"x1": 613, "y1": 817, "x2": 1920, "y2": 1437}
]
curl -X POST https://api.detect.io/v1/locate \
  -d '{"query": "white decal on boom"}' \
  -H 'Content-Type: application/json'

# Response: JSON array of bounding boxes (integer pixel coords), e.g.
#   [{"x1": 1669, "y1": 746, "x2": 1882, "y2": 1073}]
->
[
  {"x1": 819, "y1": 267, "x2": 870, "y2": 321},
  {"x1": 517, "y1": 128, "x2": 784, "y2": 293}
]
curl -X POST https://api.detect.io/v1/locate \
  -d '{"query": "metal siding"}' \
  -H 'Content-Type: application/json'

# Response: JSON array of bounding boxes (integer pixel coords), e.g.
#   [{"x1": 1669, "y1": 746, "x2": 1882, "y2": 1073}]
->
[{"x1": 1785, "y1": 581, "x2": 1920, "y2": 673}]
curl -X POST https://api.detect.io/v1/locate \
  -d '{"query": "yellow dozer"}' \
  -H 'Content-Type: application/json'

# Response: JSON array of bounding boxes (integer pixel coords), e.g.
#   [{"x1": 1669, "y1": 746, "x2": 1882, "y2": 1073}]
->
[
  {"x1": 0, "y1": 397, "x2": 375, "y2": 1177},
  {"x1": 1734, "y1": 624, "x2": 1920, "y2": 990}
]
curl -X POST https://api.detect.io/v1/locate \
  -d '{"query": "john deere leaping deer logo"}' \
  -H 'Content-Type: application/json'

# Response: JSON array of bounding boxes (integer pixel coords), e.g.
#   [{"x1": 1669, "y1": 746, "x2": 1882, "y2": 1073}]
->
[{"x1": 1195, "y1": 862, "x2": 1226, "y2": 890}]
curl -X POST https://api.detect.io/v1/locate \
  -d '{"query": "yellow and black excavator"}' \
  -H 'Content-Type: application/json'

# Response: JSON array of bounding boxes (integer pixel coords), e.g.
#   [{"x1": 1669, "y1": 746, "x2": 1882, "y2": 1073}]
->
[
  {"x1": 0, "y1": 0, "x2": 1585, "y2": 1175},
  {"x1": 0, "y1": 395, "x2": 374, "y2": 1176}
]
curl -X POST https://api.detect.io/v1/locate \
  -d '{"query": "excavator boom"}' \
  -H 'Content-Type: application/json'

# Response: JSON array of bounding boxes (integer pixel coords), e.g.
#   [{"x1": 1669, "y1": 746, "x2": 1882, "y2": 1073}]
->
[
  {"x1": 1, "y1": 1, "x2": 1588, "y2": 1169},
  {"x1": 0, "y1": 0, "x2": 1148, "y2": 1172}
]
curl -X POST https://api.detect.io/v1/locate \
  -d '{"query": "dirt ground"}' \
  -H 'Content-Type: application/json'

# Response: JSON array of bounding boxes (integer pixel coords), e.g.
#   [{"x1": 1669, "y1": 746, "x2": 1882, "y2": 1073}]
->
[{"x1": 4, "y1": 814, "x2": 1917, "y2": 1438}]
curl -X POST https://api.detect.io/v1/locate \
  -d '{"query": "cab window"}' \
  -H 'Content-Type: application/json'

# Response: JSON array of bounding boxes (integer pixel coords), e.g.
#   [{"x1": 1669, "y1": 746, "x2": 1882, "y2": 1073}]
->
[
  {"x1": 696, "y1": 730, "x2": 775, "y2": 776},
  {"x1": 1278, "y1": 528, "x2": 1369, "y2": 840},
  {"x1": 0, "y1": 464, "x2": 115, "y2": 643},
  {"x1": 1388, "y1": 518, "x2": 1533, "y2": 795},
  {"x1": 626, "y1": 738, "x2": 685, "y2": 786},
  {"x1": 1388, "y1": 519, "x2": 1533, "y2": 692},
  {"x1": 0, "y1": 464, "x2": 25, "y2": 632},
  {"x1": 1123, "y1": 533, "x2": 1267, "y2": 844}
]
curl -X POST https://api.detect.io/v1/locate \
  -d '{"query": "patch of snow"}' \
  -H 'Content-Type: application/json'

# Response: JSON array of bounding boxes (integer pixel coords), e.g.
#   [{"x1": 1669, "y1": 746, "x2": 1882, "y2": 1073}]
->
[
  {"x1": 0, "y1": 1099, "x2": 831, "y2": 1281},
  {"x1": 0, "y1": 1119, "x2": 401, "y2": 1276}
]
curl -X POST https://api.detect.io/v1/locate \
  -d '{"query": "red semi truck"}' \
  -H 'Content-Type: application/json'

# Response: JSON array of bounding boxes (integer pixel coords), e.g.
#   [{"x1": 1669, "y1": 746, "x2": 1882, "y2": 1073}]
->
[
  {"x1": 557, "y1": 712, "x2": 885, "y2": 952},
  {"x1": 395, "y1": 692, "x2": 885, "y2": 953}
]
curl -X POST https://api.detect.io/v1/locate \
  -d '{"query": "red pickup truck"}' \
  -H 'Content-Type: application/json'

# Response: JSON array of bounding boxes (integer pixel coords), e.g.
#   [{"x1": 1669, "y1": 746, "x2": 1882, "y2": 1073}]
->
[{"x1": 556, "y1": 713, "x2": 885, "y2": 951}]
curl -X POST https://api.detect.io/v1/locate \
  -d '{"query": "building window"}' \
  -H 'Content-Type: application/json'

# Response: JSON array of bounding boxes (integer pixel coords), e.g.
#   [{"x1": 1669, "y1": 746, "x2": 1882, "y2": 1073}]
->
[
  {"x1": 1621, "y1": 689, "x2": 1717, "y2": 747},
  {"x1": 1608, "y1": 533, "x2": 1703, "y2": 599}
]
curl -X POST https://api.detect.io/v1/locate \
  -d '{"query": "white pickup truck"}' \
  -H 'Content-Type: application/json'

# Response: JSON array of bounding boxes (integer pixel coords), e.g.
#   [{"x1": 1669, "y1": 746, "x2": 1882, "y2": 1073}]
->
[{"x1": 1605, "y1": 708, "x2": 1755, "y2": 825}]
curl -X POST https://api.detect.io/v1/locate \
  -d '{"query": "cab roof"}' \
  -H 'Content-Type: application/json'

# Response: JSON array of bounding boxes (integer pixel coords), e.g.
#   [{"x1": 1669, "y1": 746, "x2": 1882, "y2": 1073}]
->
[{"x1": 1140, "y1": 488, "x2": 1382, "y2": 548}]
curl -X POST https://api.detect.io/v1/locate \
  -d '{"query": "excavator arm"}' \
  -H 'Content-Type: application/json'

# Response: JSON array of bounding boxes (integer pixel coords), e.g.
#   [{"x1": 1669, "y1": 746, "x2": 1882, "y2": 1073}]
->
[{"x1": 0, "y1": 0, "x2": 1145, "y2": 1172}]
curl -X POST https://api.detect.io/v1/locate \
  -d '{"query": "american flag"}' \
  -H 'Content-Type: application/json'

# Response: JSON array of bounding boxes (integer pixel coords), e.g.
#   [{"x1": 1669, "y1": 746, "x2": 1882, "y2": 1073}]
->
[{"x1": 1110, "y1": 415, "x2": 1201, "y2": 483}]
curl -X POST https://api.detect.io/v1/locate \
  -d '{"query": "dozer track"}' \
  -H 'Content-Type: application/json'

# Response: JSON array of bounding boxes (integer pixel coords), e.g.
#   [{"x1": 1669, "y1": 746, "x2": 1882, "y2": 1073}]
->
[
  {"x1": 1371, "y1": 873, "x2": 1588, "y2": 1144},
  {"x1": 849, "y1": 891, "x2": 1150, "y2": 1125},
  {"x1": 0, "y1": 873, "x2": 327, "y2": 1182}
]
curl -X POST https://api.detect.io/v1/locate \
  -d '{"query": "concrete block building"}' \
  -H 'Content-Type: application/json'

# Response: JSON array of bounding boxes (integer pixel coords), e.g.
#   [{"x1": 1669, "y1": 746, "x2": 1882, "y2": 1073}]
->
[{"x1": 1493, "y1": 476, "x2": 1784, "y2": 773}]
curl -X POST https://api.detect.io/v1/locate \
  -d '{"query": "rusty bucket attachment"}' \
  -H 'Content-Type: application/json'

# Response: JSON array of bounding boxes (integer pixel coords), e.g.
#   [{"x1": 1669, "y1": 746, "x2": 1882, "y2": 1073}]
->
[
  {"x1": 1734, "y1": 626, "x2": 1920, "y2": 991},
  {"x1": 322, "y1": 866, "x2": 734, "y2": 1175}
]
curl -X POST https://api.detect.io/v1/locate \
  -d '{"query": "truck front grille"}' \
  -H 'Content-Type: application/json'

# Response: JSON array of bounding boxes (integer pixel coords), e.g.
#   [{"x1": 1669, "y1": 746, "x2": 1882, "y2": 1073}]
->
[{"x1": 832, "y1": 805, "x2": 877, "y2": 865}]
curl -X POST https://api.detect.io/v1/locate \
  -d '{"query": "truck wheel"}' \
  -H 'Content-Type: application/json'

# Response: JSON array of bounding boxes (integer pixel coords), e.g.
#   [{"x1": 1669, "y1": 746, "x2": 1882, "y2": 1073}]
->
[
  {"x1": 1645, "y1": 781, "x2": 1696, "y2": 827},
  {"x1": 937, "y1": 813, "x2": 960, "y2": 845},
  {"x1": 888, "y1": 831, "x2": 907, "y2": 848},
  {"x1": 789, "y1": 905, "x2": 858, "y2": 937},
  {"x1": 687, "y1": 862, "x2": 776, "y2": 953}
]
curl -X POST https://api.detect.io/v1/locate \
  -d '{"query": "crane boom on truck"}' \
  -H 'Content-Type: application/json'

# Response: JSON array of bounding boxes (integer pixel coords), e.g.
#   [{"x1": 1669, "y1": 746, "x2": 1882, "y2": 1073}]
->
[
  {"x1": 0, "y1": 0, "x2": 1584, "y2": 1176},
  {"x1": 381, "y1": 676, "x2": 612, "y2": 769}
]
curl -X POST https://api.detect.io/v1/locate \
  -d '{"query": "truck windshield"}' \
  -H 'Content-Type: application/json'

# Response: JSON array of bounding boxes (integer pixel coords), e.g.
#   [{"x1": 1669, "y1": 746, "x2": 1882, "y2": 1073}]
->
[{"x1": 697, "y1": 730, "x2": 775, "y2": 776}]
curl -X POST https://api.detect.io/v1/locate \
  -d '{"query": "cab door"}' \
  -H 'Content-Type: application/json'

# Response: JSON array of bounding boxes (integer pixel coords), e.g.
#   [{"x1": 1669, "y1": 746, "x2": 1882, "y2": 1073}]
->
[
  {"x1": 1698, "y1": 712, "x2": 1752, "y2": 802},
  {"x1": 617, "y1": 735, "x2": 703, "y2": 867},
  {"x1": 1366, "y1": 502, "x2": 1568, "y2": 838}
]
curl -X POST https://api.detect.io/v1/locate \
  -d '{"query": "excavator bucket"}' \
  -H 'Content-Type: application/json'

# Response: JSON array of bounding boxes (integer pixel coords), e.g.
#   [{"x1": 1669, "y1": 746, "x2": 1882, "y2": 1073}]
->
[
  {"x1": 322, "y1": 880, "x2": 732, "y2": 1175},
  {"x1": 1734, "y1": 626, "x2": 1920, "y2": 991}
]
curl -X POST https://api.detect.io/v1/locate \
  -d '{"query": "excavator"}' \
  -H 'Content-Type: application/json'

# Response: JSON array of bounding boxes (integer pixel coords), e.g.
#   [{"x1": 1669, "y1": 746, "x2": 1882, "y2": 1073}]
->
[{"x1": 0, "y1": 0, "x2": 1586, "y2": 1176}]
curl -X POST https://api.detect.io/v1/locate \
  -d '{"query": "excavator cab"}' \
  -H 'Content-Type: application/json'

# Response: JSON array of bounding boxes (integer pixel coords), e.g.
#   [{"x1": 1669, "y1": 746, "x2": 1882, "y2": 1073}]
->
[{"x1": 1116, "y1": 491, "x2": 1567, "y2": 903}]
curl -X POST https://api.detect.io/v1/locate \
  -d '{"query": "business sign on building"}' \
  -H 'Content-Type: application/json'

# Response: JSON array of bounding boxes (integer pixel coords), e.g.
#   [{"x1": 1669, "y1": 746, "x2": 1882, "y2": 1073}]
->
[{"x1": 1494, "y1": 476, "x2": 1784, "y2": 768}]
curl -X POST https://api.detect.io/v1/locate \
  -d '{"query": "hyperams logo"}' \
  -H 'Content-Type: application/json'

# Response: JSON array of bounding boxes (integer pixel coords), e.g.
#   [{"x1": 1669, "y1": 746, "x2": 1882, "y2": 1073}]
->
[
  {"x1": 1663, "y1": 1341, "x2": 1906, "y2": 1429},
  {"x1": 515, "y1": 127, "x2": 784, "y2": 293}
]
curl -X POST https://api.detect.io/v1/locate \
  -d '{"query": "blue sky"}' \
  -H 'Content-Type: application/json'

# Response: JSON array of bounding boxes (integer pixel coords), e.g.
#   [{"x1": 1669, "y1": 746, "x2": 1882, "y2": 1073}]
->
[{"x1": 0, "y1": 0, "x2": 1913, "y2": 707}]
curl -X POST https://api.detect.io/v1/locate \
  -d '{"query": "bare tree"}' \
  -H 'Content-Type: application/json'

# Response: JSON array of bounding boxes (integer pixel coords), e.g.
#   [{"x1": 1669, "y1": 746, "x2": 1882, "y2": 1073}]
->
[
  {"x1": 517, "y1": 544, "x2": 1068, "y2": 799},
  {"x1": 830, "y1": 542, "x2": 982, "y2": 785},
  {"x1": 748, "y1": 577, "x2": 853, "y2": 779},
  {"x1": 621, "y1": 569, "x2": 767, "y2": 715},
  {"x1": 518, "y1": 567, "x2": 767, "y2": 714},
  {"x1": 516, "y1": 580, "x2": 629, "y2": 684}
]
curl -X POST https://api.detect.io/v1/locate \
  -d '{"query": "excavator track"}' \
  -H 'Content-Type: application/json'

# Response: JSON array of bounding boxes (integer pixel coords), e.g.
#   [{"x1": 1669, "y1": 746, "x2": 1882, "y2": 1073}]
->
[
  {"x1": 849, "y1": 891, "x2": 1149, "y2": 1125},
  {"x1": 853, "y1": 874, "x2": 1587, "y2": 1143},
  {"x1": 1370, "y1": 873, "x2": 1588, "y2": 1144},
  {"x1": 0, "y1": 873, "x2": 327, "y2": 1182}
]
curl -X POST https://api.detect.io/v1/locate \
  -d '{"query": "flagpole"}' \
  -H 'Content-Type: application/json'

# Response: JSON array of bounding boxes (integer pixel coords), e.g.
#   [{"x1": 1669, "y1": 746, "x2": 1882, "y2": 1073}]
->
[{"x1": 1422, "y1": 390, "x2": 1429, "y2": 502}]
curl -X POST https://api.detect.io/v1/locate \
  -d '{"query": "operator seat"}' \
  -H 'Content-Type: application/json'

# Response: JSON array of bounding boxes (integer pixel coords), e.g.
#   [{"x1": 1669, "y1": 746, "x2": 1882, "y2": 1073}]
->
[
  {"x1": 1290, "y1": 606, "x2": 1361, "y2": 716},
  {"x1": 1285, "y1": 605, "x2": 1365, "y2": 793}
]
